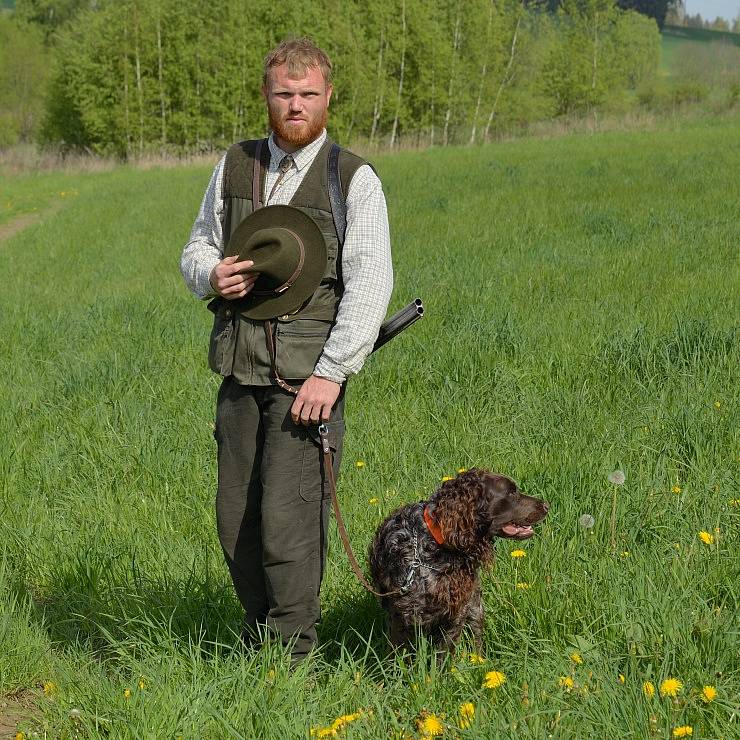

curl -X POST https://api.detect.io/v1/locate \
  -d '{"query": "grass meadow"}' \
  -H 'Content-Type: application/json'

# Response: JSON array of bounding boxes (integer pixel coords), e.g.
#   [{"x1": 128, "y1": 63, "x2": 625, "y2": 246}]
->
[{"x1": 1, "y1": 114, "x2": 738, "y2": 738}]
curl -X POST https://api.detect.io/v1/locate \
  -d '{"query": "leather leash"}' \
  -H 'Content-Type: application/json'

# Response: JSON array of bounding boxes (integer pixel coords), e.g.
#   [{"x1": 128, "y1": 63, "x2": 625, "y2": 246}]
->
[{"x1": 318, "y1": 424, "x2": 407, "y2": 598}]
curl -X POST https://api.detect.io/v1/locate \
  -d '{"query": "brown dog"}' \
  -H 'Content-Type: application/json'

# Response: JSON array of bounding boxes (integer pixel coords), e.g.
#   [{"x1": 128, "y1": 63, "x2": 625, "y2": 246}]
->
[{"x1": 368, "y1": 469, "x2": 549, "y2": 651}]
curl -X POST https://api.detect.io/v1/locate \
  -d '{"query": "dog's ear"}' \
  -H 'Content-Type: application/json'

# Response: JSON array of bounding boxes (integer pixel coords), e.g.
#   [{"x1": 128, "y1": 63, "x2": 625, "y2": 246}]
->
[{"x1": 433, "y1": 470, "x2": 489, "y2": 553}]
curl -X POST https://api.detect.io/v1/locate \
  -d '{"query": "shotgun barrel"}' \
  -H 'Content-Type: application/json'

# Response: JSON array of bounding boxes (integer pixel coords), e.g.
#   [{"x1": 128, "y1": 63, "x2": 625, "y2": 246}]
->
[{"x1": 372, "y1": 298, "x2": 424, "y2": 353}]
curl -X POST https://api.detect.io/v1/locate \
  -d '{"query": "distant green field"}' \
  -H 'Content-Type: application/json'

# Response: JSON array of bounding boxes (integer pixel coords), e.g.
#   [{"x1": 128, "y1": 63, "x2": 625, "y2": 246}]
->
[
  {"x1": 661, "y1": 24, "x2": 740, "y2": 76},
  {"x1": 1, "y1": 115, "x2": 738, "y2": 737}
]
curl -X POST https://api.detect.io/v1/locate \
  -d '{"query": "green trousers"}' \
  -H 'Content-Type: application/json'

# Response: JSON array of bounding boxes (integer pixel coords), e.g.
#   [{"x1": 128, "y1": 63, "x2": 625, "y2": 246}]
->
[{"x1": 215, "y1": 376, "x2": 344, "y2": 660}]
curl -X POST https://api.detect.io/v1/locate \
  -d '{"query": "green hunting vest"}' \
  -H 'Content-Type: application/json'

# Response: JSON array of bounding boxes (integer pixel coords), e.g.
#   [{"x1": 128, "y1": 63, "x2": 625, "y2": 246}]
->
[{"x1": 208, "y1": 136, "x2": 370, "y2": 384}]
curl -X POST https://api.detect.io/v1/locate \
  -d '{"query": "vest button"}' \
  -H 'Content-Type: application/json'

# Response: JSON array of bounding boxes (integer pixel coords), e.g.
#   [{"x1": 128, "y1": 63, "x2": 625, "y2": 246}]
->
[{"x1": 224, "y1": 309, "x2": 233, "y2": 318}]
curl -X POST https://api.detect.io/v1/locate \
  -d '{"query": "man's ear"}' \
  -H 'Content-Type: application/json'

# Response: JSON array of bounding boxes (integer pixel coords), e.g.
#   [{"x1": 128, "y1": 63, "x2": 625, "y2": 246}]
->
[{"x1": 326, "y1": 84, "x2": 333, "y2": 107}]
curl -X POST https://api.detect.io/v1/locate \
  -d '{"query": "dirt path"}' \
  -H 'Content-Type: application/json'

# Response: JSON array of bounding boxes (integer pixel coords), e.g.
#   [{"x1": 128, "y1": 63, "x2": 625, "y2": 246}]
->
[
  {"x1": 0, "y1": 694, "x2": 36, "y2": 739},
  {"x1": 0, "y1": 200, "x2": 64, "y2": 246}
]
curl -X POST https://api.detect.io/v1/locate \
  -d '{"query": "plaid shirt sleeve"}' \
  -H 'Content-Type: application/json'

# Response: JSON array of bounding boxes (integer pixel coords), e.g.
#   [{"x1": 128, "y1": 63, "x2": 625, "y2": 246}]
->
[
  {"x1": 180, "y1": 156, "x2": 226, "y2": 299},
  {"x1": 314, "y1": 164, "x2": 393, "y2": 383}
]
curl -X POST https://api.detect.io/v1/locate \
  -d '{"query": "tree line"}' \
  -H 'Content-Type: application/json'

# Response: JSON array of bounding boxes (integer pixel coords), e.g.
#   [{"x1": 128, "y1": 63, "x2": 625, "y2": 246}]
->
[{"x1": 2, "y1": 0, "x2": 661, "y2": 156}]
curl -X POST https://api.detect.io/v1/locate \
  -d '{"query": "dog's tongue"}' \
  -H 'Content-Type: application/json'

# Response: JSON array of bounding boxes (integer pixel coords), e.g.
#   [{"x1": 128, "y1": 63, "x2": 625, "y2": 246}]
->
[{"x1": 502, "y1": 523, "x2": 534, "y2": 537}]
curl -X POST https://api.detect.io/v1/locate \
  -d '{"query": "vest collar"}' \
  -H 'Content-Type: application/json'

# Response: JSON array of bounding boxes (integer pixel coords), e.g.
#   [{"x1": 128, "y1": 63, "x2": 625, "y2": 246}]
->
[{"x1": 423, "y1": 506, "x2": 445, "y2": 545}]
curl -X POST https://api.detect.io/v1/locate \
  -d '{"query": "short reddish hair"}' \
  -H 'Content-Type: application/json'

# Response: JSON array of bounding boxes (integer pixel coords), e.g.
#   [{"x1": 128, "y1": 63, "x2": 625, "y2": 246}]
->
[{"x1": 263, "y1": 38, "x2": 333, "y2": 89}]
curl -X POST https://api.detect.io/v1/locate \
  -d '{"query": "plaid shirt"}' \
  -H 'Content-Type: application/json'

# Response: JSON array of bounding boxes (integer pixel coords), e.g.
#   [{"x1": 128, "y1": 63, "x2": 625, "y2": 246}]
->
[{"x1": 180, "y1": 130, "x2": 393, "y2": 383}]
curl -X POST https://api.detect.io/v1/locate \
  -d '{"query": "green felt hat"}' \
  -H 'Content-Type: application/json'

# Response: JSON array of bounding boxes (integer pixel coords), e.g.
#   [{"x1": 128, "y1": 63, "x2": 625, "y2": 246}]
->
[{"x1": 225, "y1": 205, "x2": 327, "y2": 320}]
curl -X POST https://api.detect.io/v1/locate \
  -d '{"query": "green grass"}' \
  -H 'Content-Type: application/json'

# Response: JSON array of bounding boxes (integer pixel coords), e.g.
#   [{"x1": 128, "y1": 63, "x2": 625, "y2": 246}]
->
[{"x1": 1, "y1": 114, "x2": 738, "y2": 738}]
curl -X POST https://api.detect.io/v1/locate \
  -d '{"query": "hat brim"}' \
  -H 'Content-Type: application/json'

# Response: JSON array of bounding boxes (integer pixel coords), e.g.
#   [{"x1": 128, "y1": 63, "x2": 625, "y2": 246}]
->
[{"x1": 225, "y1": 205, "x2": 327, "y2": 320}]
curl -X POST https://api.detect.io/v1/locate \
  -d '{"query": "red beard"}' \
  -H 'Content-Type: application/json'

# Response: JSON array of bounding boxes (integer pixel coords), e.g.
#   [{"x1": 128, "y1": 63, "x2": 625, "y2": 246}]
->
[{"x1": 268, "y1": 106, "x2": 327, "y2": 149}]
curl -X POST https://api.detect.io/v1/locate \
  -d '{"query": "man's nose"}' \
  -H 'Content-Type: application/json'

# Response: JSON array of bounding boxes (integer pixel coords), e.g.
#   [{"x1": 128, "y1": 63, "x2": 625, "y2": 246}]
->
[{"x1": 288, "y1": 96, "x2": 303, "y2": 111}]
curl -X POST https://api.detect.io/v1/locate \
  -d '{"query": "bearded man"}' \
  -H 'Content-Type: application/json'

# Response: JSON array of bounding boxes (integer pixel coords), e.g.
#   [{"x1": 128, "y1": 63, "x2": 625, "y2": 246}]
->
[{"x1": 180, "y1": 38, "x2": 393, "y2": 662}]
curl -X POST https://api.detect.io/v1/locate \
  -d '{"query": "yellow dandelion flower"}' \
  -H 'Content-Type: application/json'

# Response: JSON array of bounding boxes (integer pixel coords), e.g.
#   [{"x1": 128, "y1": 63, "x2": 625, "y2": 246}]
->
[
  {"x1": 620, "y1": 551, "x2": 630, "y2": 558},
  {"x1": 355, "y1": 460, "x2": 365, "y2": 468},
  {"x1": 698, "y1": 531, "x2": 714, "y2": 545},
  {"x1": 457, "y1": 468, "x2": 468, "y2": 474},
  {"x1": 714, "y1": 401, "x2": 721, "y2": 409},
  {"x1": 309, "y1": 727, "x2": 336, "y2": 738},
  {"x1": 15, "y1": 733, "x2": 25, "y2": 740},
  {"x1": 458, "y1": 702, "x2": 475, "y2": 729},
  {"x1": 266, "y1": 669, "x2": 276, "y2": 681},
  {"x1": 483, "y1": 670, "x2": 506, "y2": 689},
  {"x1": 701, "y1": 685, "x2": 717, "y2": 703},
  {"x1": 558, "y1": 676, "x2": 574, "y2": 690},
  {"x1": 368, "y1": 497, "x2": 379, "y2": 504},
  {"x1": 138, "y1": 678, "x2": 146, "y2": 690},
  {"x1": 510, "y1": 549, "x2": 526, "y2": 559},
  {"x1": 441, "y1": 476, "x2": 453, "y2": 482},
  {"x1": 671, "y1": 485, "x2": 682, "y2": 494},
  {"x1": 43, "y1": 680, "x2": 57, "y2": 696},
  {"x1": 730, "y1": 499, "x2": 740, "y2": 506},
  {"x1": 416, "y1": 713, "x2": 444, "y2": 737},
  {"x1": 123, "y1": 688, "x2": 132, "y2": 699},
  {"x1": 672, "y1": 726, "x2": 693, "y2": 737},
  {"x1": 618, "y1": 674, "x2": 626, "y2": 684},
  {"x1": 516, "y1": 582, "x2": 530, "y2": 590},
  {"x1": 643, "y1": 681, "x2": 655, "y2": 698},
  {"x1": 659, "y1": 678, "x2": 683, "y2": 697},
  {"x1": 467, "y1": 652, "x2": 486, "y2": 664},
  {"x1": 570, "y1": 652, "x2": 583, "y2": 665}
]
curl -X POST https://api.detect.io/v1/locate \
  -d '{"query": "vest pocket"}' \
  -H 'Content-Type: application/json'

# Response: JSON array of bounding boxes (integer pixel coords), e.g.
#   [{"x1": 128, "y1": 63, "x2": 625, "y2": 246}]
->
[
  {"x1": 300, "y1": 419, "x2": 345, "y2": 501},
  {"x1": 275, "y1": 319, "x2": 333, "y2": 380},
  {"x1": 208, "y1": 301, "x2": 236, "y2": 376}
]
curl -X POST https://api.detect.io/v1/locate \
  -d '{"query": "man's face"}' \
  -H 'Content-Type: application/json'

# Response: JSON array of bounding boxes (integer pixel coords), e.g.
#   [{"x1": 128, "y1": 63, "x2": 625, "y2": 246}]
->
[{"x1": 263, "y1": 63, "x2": 332, "y2": 152}]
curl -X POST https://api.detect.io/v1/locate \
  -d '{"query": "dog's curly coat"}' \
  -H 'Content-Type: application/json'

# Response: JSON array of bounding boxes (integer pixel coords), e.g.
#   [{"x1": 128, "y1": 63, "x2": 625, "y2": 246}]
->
[{"x1": 368, "y1": 469, "x2": 549, "y2": 650}]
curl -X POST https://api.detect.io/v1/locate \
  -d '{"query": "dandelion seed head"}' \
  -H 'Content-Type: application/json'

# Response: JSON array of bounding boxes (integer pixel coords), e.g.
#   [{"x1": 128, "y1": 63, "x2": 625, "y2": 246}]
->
[
  {"x1": 578, "y1": 514, "x2": 595, "y2": 529},
  {"x1": 607, "y1": 470, "x2": 626, "y2": 485}
]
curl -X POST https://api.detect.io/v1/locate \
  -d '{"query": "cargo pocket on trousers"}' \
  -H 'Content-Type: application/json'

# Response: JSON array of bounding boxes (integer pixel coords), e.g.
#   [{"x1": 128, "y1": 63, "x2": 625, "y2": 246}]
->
[
  {"x1": 299, "y1": 420, "x2": 345, "y2": 502},
  {"x1": 207, "y1": 302, "x2": 236, "y2": 376}
]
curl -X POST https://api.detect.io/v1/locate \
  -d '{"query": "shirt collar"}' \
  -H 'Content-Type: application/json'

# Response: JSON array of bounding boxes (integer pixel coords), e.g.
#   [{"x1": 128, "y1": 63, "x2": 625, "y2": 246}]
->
[{"x1": 268, "y1": 129, "x2": 327, "y2": 173}]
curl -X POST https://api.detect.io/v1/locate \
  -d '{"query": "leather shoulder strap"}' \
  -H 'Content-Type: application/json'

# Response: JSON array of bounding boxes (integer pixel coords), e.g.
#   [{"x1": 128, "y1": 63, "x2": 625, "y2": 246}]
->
[{"x1": 327, "y1": 143, "x2": 346, "y2": 245}]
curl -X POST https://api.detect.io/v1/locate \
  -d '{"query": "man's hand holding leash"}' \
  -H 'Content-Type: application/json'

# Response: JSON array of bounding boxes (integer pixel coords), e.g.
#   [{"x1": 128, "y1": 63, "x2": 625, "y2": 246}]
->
[{"x1": 291, "y1": 375, "x2": 341, "y2": 425}]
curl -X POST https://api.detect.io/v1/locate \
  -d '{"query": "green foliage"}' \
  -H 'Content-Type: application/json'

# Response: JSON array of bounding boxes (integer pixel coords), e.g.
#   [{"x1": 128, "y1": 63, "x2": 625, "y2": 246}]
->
[
  {"x1": 0, "y1": 16, "x2": 48, "y2": 147},
  {"x1": 1, "y1": 116, "x2": 738, "y2": 736},
  {"x1": 34, "y1": 0, "x2": 662, "y2": 154}
]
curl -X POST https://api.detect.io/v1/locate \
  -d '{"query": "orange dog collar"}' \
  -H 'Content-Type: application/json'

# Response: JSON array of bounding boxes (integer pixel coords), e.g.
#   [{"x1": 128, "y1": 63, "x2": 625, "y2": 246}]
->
[{"x1": 423, "y1": 506, "x2": 445, "y2": 545}]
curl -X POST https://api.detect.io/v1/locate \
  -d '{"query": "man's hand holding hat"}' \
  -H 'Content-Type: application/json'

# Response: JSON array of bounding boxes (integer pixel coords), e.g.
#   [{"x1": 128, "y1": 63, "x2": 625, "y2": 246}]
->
[{"x1": 209, "y1": 255, "x2": 259, "y2": 299}]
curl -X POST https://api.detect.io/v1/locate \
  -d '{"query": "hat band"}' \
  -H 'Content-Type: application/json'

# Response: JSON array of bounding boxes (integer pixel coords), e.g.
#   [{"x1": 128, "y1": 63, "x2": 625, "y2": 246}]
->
[{"x1": 251, "y1": 229, "x2": 306, "y2": 297}]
